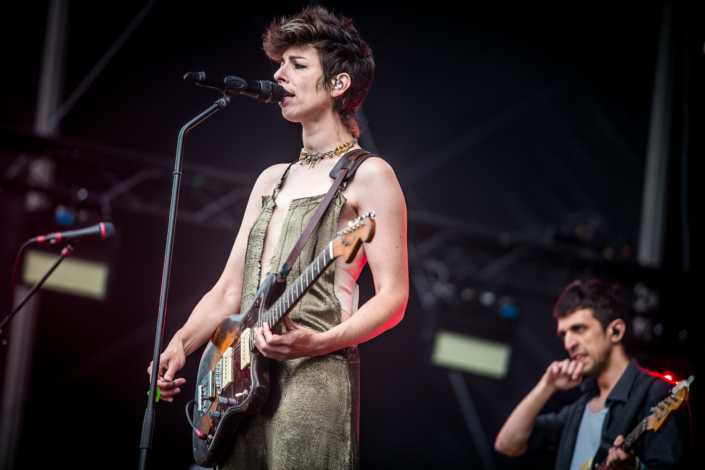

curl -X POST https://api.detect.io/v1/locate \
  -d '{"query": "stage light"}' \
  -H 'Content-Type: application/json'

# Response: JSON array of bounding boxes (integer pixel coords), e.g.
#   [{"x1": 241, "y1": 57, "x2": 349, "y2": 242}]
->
[
  {"x1": 22, "y1": 249, "x2": 109, "y2": 299},
  {"x1": 460, "y1": 287, "x2": 475, "y2": 302},
  {"x1": 479, "y1": 291, "x2": 495, "y2": 306},
  {"x1": 431, "y1": 330, "x2": 511, "y2": 379},
  {"x1": 55, "y1": 204, "x2": 75, "y2": 226},
  {"x1": 498, "y1": 296, "x2": 519, "y2": 319}
]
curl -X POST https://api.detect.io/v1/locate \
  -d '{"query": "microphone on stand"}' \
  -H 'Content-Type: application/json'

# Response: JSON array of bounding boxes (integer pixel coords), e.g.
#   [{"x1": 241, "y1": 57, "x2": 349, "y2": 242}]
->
[
  {"x1": 29, "y1": 222, "x2": 115, "y2": 244},
  {"x1": 183, "y1": 72, "x2": 285, "y2": 103}
]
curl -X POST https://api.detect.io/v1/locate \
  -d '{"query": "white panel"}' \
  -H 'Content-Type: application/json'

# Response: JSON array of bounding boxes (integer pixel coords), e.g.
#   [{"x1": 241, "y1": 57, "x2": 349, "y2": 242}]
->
[
  {"x1": 22, "y1": 250, "x2": 108, "y2": 299},
  {"x1": 431, "y1": 330, "x2": 511, "y2": 379}
]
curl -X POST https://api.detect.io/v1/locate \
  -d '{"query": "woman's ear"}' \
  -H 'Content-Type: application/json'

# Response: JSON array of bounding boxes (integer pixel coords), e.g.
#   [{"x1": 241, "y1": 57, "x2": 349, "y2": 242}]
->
[{"x1": 331, "y1": 73, "x2": 352, "y2": 97}]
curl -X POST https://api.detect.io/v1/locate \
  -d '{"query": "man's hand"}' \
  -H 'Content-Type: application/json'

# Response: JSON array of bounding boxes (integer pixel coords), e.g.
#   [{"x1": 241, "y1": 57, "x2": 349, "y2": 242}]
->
[
  {"x1": 147, "y1": 335, "x2": 187, "y2": 402},
  {"x1": 543, "y1": 359, "x2": 585, "y2": 392},
  {"x1": 605, "y1": 435, "x2": 638, "y2": 469},
  {"x1": 254, "y1": 316, "x2": 320, "y2": 360}
]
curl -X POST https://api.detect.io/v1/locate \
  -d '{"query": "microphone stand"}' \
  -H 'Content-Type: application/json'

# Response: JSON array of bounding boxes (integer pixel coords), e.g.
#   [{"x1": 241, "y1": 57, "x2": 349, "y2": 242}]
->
[
  {"x1": 0, "y1": 244, "x2": 74, "y2": 345},
  {"x1": 139, "y1": 95, "x2": 231, "y2": 469}
]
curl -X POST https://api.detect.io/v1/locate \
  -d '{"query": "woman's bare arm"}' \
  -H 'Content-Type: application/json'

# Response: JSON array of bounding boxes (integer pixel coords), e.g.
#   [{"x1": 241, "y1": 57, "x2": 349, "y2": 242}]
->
[{"x1": 147, "y1": 164, "x2": 287, "y2": 401}]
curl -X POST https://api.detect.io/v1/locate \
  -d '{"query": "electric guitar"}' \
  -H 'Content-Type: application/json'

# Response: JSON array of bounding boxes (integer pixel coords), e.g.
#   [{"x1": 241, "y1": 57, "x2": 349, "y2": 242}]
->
[
  {"x1": 189, "y1": 212, "x2": 376, "y2": 467},
  {"x1": 578, "y1": 375, "x2": 694, "y2": 470}
]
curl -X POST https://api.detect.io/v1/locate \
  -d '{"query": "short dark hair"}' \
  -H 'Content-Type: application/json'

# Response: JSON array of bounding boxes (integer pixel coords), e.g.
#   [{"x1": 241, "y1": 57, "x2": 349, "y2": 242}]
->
[
  {"x1": 263, "y1": 6, "x2": 374, "y2": 138},
  {"x1": 553, "y1": 280, "x2": 628, "y2": 330}
]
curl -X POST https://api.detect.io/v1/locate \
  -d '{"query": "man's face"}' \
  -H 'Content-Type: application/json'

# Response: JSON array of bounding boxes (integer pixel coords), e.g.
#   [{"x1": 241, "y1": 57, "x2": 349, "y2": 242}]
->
[{"x1": 557, "y1": 308, "x2": 613, "y2": 376}]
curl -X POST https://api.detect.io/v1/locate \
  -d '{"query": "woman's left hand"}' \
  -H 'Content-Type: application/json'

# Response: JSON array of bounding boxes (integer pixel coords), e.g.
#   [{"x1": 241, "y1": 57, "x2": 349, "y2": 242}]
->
[{"x1": 254, "y1": 316, "x2": 320, "y2": 360}]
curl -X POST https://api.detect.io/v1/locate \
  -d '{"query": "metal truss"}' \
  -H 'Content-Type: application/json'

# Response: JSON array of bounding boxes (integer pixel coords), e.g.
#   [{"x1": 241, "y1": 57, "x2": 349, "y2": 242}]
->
[{"x1": 0, "y1": 128, "x2": 255, "y2": 232}]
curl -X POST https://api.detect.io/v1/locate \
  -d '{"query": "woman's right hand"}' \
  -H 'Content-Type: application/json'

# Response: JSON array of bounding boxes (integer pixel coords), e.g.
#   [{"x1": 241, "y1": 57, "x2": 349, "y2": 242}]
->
[{"x1": 147, "y1": 335, "x2": 187, "y2": 402}]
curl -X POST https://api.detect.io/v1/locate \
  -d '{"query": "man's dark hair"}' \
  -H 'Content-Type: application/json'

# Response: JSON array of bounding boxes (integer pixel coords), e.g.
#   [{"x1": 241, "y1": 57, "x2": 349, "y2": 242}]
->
[
  {"x1": 263, "y1": 6, "x2": 374, "y2": 138},
  {"x1": 553, "y1": 279, "x2": 629, "y2": 330}
]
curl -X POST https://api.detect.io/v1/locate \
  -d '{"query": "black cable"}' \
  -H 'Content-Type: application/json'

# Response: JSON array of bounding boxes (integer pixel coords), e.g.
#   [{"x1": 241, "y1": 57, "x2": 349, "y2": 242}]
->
[{"x1": 185, "y1": 399, "x2": 207, "y2": 440}]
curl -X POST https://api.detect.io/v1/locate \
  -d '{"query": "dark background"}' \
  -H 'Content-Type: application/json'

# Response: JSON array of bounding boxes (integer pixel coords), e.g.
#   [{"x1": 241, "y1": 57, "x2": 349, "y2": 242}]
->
[{"x1": 0, "y1": 1, "x2": 702, "y2": 468}]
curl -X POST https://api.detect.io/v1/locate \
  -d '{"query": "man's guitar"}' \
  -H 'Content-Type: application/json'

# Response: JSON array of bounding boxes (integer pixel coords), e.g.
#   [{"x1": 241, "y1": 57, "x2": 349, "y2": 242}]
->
[
  {"x1": 579, "y1": 375, "x2": 694, "y2": 470},
  {"x1": 188, "y1": 212, "x2": 376, "y2": 467}
]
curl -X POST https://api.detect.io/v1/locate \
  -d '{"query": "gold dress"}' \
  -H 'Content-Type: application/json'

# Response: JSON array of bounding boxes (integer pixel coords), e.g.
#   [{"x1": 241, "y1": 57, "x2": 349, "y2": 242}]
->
[{"x1": 220, "y1": 193, "x2": 360, "y2": 470}]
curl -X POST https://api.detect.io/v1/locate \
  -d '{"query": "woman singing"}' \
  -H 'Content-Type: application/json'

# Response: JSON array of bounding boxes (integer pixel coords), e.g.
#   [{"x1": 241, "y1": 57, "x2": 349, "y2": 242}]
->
[{"x1": 148, "y1": 6, "x2": 408, "y2": 469}]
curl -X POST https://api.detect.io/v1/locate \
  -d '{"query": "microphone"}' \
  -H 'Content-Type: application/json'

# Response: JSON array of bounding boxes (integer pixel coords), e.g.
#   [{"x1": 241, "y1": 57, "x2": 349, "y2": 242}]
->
[
  {"x1": 183, "y1": 72, "x2": 285, "y2": 103},
  {"x1": 29, "y1": 222, "x2": 115, "y2": 244}
]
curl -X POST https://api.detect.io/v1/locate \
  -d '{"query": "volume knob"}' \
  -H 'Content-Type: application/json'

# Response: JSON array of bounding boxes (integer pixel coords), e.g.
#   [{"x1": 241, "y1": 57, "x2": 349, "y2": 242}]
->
[{"x1": 217, "y1": 396, "x2": 238, "y2": 406}]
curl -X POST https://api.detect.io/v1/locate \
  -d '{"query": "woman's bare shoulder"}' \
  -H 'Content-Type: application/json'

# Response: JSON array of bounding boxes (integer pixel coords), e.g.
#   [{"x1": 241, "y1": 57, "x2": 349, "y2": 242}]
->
[{"x1": 353, "y1": 155, "x2": 399, "y2": 187}]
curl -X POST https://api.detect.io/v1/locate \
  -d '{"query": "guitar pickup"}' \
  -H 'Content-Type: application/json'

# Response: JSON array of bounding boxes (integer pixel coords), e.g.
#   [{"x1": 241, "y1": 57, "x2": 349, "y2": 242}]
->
[
  {"x1": 221, "y1": 347, "x2": 234, "y2": 390},
  {"x1": 241, "y1": 328, "x2": 251, "y2": 370}
]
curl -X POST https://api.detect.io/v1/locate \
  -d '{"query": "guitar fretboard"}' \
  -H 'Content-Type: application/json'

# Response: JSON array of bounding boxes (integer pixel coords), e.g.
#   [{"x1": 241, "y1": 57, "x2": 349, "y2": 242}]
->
[
  {"x1": 596, "y1": 416, "x2": 649, "y2": 470},
  {"x1": 249, "y1": 242, "x2": 335, "y2": 351},
  {"x1": 622, "y1": 416, "x2": 649, "y2": 450}
]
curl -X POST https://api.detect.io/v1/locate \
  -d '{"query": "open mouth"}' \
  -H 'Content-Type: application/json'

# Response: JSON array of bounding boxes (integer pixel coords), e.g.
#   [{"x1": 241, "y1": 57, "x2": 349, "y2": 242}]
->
[
  {"x1": 280, "y1": 92, "x2": 295, "y2": 104},
  {"x1": 572, "y1": 353, "x2": 588, "y2": 362}
]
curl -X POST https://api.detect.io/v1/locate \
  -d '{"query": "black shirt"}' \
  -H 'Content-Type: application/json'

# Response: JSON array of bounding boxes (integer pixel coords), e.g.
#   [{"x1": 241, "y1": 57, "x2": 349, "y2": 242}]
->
[{"x1": 526, "y1": 360, "x2": 692, "y2": 470}]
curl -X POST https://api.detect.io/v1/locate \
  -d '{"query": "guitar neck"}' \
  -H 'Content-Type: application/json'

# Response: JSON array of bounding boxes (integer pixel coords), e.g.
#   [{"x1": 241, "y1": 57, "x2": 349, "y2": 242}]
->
[
  {"x1": 249, "y1": 242, "x2": 335, "y2": 350},
  {"x1": 621, "y1": 417, "x2": 649, "y2": 451},
  {"x1": 596, "y1": 417, "x2": 649, "y2": 470}
]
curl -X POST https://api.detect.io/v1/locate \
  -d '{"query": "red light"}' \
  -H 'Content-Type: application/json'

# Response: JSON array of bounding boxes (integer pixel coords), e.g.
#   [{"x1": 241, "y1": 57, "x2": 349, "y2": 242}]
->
[{"x1": 654, "y1": 371, "x2": 678, "y2": 384}]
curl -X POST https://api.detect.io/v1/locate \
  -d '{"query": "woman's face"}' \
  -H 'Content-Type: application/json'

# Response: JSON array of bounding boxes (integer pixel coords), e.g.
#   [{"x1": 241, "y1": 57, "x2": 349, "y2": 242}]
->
[{"x1": 274, "y1": 44, "x2": 334, "y2": 123}]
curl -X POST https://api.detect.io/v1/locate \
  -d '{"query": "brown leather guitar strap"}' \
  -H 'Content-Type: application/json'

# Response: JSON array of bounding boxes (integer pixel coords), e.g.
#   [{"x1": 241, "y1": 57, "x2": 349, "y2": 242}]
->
[{"x1": 277, "y1": 148, "x2": 375, "y2": 281}]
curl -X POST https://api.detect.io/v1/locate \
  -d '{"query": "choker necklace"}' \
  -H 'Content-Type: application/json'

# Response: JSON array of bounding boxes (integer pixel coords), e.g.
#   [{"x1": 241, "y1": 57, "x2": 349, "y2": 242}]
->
[{"x1": 299, "y1": 138, "x2": 358, "y2": 168}]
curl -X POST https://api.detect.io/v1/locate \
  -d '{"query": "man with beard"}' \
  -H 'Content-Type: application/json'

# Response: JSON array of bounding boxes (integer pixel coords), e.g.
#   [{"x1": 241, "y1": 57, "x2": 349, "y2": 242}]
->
[{"x1": 494, "y1": 280, "x2": 691, "y2": 470}]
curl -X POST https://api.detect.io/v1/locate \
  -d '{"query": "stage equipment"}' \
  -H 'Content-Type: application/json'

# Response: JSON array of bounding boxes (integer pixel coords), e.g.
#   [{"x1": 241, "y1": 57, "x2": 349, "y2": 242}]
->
[
  {"x1": 431, "y1": 331, "x2": 511, "y2": 379},
  {"x1": 183, "y1": 72, "x2": 285, "y2": 103},
  {"x1": 29, "y1": 221, "x2": 114, "y2": 244},
  {"x1": 23, "y1": 250, "x2": 109, "y2": 299},
  {"x1": 0, "y1": 244, "x2": 75, "y2": 346},
  {"x1": 138, "y1": 93, "x2": 233, "y2": 470},
  {"x1": 1, "y1": 220, "x2": 116, "y2": 345}
]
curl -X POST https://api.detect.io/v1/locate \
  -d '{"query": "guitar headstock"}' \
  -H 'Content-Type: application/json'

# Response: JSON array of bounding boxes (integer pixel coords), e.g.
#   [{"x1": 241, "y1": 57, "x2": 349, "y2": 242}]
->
[
  {"x1": 647, "y1": 376, "x2": 693, "y2": 432},
  {"x1": 333, "y1": 212, "x2": 376, "y2": 263}
]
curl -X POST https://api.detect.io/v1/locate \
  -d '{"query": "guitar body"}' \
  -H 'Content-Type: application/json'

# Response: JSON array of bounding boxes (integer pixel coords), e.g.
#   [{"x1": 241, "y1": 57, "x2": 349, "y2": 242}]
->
[
  {"x1": 192, "y1": 273, "x2": 285, "y2": 467},
  {"x1": 577, "y1": 459, "x2": 593, "y2": 470}
]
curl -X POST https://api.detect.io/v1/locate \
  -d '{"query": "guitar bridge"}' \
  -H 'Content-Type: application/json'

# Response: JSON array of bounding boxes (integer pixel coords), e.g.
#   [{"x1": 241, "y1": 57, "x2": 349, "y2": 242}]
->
[
  {"x1": 241, "y1": 328, "x2": 251, "y2": 370},
  {"x1": 197, "y1": 371, "x2": 216, "y2": 417}
]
